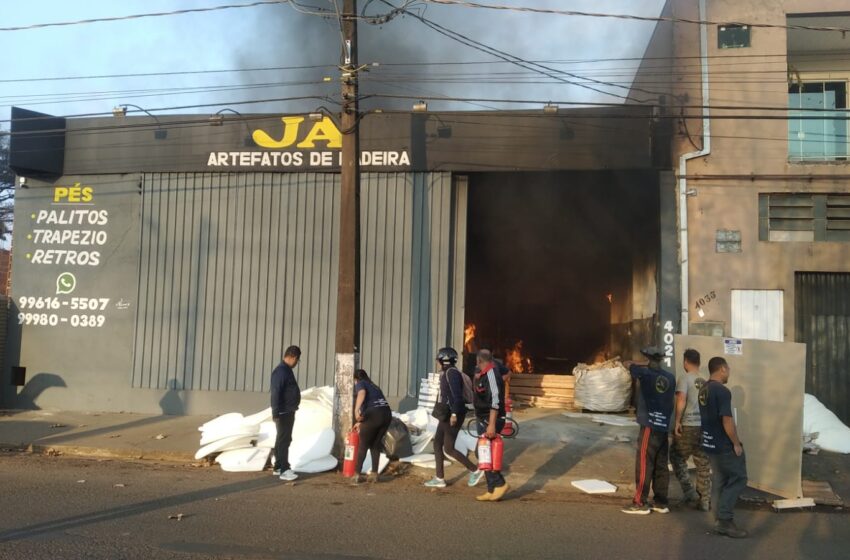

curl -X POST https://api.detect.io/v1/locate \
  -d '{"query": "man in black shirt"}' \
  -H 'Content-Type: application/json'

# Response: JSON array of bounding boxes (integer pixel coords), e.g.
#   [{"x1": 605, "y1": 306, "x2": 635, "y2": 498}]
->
[
  {"x1": 270, "y1": 345, "x2": 302, "y2": 482},
  {"x1": 622, "y1": 347, "x2": 676, "y2": 515},
  {"x1": 699, "y1": 357, "x2": 748, "y2": 538}
]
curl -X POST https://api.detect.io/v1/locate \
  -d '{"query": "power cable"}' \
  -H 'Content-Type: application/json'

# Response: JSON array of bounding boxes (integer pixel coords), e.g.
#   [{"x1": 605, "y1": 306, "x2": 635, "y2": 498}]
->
[
  {"x1": 420, "y1": 0, "x2": 850, "y2": 34},
  {"x1": 369, "y1": 0, "x2": 655, "y2": 103},
  {"x1": 0, "y1": 1, "x2": 287, "y2": 32}
]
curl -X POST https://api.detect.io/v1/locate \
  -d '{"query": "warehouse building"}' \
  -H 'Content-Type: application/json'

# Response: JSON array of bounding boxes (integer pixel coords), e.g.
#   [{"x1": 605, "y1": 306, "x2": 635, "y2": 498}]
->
[{"x1": 5, "y1": 106, "x2": 675, "y2": 414}]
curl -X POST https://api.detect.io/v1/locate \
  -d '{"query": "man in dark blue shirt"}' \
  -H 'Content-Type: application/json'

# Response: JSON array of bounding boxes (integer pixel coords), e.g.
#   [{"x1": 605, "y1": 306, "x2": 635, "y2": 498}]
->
[
  {"x1": 270, "y1": 345, "x2": 302, "y2": 482},
  {"x1": 699, "y1": 357, "x2": 748, "y2": 538},
  {"x1": 622, "y1": 347, "x2": 676, "y2": 515}
]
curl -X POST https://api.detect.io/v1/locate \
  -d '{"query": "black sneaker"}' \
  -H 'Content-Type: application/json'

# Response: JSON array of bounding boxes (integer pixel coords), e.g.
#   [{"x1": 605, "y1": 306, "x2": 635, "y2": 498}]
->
[
  {"x1": 650, "y1": 502, "x2": 670, "y2": 514},
  {"x1": 622, "y1": 503, "x2": 651, "y2": 515},
  {"x1": 715, "y1": 519, "x2": 748, "y2": 538}
]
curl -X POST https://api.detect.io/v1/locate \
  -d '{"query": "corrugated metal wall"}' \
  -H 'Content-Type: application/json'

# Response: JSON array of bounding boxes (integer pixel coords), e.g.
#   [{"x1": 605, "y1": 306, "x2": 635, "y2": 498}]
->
[
  {"x1": 132, "y1": 171, "x2": 464, "y2": 398},
  {"x1": 795, "y1": 272, "x2": 850, "y2": 424},
  {"x1": 359, "y1": 172, "x2": 466, "y2": 397}
]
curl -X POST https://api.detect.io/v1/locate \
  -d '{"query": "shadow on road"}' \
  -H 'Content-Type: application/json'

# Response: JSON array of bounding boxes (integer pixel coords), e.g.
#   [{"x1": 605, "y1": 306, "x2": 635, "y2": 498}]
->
[{"x1": 0, "y1": 475, "x2": 280, "y2": 543}]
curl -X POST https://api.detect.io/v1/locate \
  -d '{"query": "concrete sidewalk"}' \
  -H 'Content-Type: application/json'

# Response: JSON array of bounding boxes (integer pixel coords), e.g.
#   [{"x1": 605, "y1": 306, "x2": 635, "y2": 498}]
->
[
  {"x1": 1, "y1": 406, "x2": 845, "y2": 505},
  {"x1": 0, "y1": 406, "x2": 640, "y2": 495}
]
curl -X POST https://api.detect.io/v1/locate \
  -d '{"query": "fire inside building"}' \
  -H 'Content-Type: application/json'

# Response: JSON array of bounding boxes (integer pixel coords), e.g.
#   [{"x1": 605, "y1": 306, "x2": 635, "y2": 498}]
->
[{"x1": 5, "y1": 105, "x2": 675, "y2": 414}]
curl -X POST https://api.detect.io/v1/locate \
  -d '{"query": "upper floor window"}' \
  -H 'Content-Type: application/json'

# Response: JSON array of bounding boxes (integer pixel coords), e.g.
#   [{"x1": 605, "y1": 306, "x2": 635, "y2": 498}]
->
[{"x1": 788, "y1": 81, "x2": 848, "y2": 162}]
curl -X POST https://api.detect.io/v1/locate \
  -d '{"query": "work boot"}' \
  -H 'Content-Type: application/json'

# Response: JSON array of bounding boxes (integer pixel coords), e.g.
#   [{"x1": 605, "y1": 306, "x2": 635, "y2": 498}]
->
[
  {"x1": 715, "y1": 519, "x2": 748, "y2": 538},
  {"x1": 350, "y1": 474, "x2": 363, "y2": 486},
  {"x1": 681, "y1": 491, "x2": 699, "y2": 507},
  {"x1": 698, "y1": 499, "x2": 711, "y2": 512},
  {"x1": 476, "y1": 491, "x2": 494, "y2": 501},
  {"x1": 490, "y1": 484, "x2": 510, "y2": 501},
  {"x1": 366, "y1": 472, "x2": 379, "y2": 484}
]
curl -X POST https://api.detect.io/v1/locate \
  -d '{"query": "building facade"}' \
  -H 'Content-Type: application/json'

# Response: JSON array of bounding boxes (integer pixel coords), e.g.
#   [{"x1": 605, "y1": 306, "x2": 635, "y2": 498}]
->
[
  {"x1": 6, "y1": 108, "x2": 669, "y2": 414},
  {"x1": 633, "y1": 0, "x2": 850, "y2": 422}
]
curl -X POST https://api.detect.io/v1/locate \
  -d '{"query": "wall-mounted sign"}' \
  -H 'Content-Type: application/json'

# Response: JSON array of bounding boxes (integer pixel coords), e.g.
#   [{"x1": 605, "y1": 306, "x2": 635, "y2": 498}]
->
[
  {"x1": 723, "y1": 337, "x2": 743, "y2": 356},
  {"x1": 16, "y1": 182, "x2": 133, "y2": 330},
  {"x1": 206, "y1": 116, "x2": 411, "y2": 170}
]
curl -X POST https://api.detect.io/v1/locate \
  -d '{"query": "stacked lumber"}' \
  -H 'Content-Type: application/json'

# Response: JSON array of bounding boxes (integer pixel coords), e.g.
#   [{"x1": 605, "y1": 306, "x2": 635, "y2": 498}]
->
[{"x1": 509, "y1": 374, "x2": 576, "y2": 409}]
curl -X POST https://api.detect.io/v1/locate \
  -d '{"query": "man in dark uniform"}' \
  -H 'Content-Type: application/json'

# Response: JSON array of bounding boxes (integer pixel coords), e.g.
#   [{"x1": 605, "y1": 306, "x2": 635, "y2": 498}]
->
[
  {"x1": 699, "y1": 357, "x2": 748, "y2": 538},
  {"x1": 270, "y1": 345, "x2": 302, "y2": 482},
  {"x1": 622, "y1": 347, "x2": 676, "y2": 515}
]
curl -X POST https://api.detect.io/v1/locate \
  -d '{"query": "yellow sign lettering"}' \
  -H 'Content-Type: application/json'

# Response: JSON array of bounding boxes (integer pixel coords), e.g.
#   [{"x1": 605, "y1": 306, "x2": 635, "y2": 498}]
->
[
  {"x1": 296, "y1": 117, "x2": 342, "y2": 149},
  {"x1": 53, "y1": 182, "x2": 94, "y2": 203},
  {"x1": 252, "y1": 116, "x2": 342, "y2": 149},
  {"x1": 252, "y1": 116, "x2": 304, "y2": 148}
]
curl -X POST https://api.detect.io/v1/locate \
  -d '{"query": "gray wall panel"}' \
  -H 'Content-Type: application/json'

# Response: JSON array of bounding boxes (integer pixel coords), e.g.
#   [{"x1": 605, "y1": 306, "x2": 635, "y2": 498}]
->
[
  {"x1": 133, "y1": 172, "x2": 342, "y2": 394},
  {"x1": 133, "y1": 171, "x2": 462, "y2": 400}
]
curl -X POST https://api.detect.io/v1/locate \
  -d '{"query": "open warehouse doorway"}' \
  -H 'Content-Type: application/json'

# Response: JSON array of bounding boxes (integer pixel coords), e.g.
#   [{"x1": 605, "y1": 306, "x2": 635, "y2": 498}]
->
[{"x1": 462, "y1": 171, "x2": 661, "y2": 374}]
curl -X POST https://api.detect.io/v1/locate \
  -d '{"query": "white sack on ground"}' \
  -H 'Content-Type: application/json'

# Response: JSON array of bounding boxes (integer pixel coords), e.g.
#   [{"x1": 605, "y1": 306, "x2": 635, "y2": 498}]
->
[
  {"x1": 295, "y1": 455, "x2": 338, "y2": 474},
  {"x1": 803, "y1": 394, "x2": 850, "y2": 454},
  {"x1": 216, "y1": 448, "x2": 271, "y2": 472},
  {"x1": 195, "y1": 435, "x2": 255, "y2": 460},
  {"x1": 197, "y1": 386, "x2": 337, "y2": 472},
  {"x1": 573, "y1": 359, "x2": 631, "y2": 412},
  {"x1": 289, "y1": 428, "x2": 335, "y2": 468},
  {"x1": 359, "y1": 451, "x2": 390, "y2": 474}
]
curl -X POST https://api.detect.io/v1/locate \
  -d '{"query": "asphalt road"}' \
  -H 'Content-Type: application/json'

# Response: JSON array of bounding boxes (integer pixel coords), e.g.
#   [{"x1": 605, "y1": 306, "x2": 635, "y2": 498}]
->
[{"x1": 0, "y1": 452, "x2": 846, "y2": 560}]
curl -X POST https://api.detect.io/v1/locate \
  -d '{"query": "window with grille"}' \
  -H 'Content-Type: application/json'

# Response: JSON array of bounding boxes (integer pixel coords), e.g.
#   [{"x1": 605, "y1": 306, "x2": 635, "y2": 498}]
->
[{"x1": 760, "y1": 193, "x2": 850, "y2": 241}]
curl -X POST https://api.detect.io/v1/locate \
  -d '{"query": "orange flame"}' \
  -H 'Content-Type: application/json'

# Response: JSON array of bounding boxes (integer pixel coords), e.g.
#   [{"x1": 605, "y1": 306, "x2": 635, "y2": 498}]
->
[
  {"x1": 464, "y1": 323, "x2": 477, "y2": 353},
  {"x1": 505, "y1": 340, "x2": 534, "y2": 374}
]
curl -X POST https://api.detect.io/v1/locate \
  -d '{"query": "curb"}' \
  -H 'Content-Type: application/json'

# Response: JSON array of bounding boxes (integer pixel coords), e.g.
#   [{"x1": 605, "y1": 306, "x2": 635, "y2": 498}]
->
[{"x1": 1, "y1": 441, "x2": 196, "y2": 463}]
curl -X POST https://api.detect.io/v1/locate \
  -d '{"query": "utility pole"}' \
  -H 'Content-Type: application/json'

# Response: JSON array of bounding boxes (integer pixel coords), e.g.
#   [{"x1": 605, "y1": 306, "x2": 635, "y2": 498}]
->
[{"x1": 333, "y1": 0, "x2": 360, "y2": 457}]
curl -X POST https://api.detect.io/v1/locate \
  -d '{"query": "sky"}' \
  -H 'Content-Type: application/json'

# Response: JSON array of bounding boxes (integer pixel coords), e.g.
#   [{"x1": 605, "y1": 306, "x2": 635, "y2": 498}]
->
[{"x1": 1, "y1": 0, "x2": 667, "y2": 125}]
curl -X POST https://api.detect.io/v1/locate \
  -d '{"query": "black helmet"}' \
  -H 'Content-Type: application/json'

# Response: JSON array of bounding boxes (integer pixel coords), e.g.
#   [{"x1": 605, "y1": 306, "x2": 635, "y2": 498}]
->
[{"x1": 436, "y1": 347, "x2": 458, "y2": 366}]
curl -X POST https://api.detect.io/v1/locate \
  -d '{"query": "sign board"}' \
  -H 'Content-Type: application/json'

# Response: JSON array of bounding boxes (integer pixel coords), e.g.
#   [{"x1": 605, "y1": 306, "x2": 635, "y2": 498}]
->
[
  {"x1": 675, "y1": 335, "x2": 806, "y2": 499},
  {"x1": 723, "y1": 338, "x2": 743, "y2": 355},
  {"x1": 10, "y1": 176, "x2": 141, "y2": 408}
]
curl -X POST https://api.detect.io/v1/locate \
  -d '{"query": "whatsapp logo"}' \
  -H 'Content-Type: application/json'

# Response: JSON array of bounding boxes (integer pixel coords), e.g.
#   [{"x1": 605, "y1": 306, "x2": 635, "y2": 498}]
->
[{"x1": 56, "y1": 272, "x2": 77, "y2": 295}]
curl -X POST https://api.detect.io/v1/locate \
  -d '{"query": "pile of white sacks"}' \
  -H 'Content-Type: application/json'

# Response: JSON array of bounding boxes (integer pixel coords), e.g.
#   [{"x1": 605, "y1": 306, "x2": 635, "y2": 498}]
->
[
  {"x1": 803, "y1": 393, "x2": 850, "y2": 454},
  {"x1": 196, "y1": 386, "x2": 478, "y2": 473}
]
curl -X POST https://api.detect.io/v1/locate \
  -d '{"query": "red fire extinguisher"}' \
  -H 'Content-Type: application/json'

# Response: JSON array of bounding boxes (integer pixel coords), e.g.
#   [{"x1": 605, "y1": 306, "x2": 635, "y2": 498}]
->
[
  {"x1": 502, "y1": 397, "x2": 514, "y2": 437},
  {"x1": 342, "y1": 427, "x2": 360, "y2": 477},
  {"x1": 477, "y1": 434, "x2": 503, "y2": 471}
]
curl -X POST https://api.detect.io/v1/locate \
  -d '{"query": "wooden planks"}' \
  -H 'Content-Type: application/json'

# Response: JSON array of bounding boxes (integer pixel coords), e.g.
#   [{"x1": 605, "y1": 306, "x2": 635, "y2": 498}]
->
[
  {"x1": 802, "y1": 480, "x2": 844, "y2": 506},
  {"x1": 510, "y1": 374, "x2": 576, "y2": 409}
]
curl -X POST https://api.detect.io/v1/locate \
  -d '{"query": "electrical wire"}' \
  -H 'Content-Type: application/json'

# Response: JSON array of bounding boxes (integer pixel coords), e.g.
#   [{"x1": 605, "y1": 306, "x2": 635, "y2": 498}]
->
[
  {"x1": 370, "y1": 0, "x2": 656, "y2": 103},
  {"x1": 0, "y1": 1, "x2": 287, "y2": 32},
  {"x1": 420, "y1": 0, "x2": 850, "y2": 34}
]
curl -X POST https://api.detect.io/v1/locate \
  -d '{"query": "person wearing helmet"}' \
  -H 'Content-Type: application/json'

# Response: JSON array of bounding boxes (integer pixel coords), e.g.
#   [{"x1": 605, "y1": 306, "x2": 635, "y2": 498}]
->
[{"x1": 424, "y1": 347, "x2": 485, "y2": 489}]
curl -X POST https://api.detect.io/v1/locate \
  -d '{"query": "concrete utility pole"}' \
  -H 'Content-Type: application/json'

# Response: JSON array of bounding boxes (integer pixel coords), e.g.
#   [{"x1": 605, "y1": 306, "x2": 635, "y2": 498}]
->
[{"x1": 333, "y1": 0, "x2": 360, "y2": 456}]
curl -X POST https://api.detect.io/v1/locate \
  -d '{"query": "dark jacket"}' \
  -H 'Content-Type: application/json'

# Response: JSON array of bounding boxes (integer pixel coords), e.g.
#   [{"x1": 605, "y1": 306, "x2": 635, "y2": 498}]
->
[
  {"x1": 439, "y1": 367, "x2": 467, "y2": 416},
  {"x1": 270, "y1": 361, "x2": 300, "y2": 417},
  {"x1": 473, "y1": 364, "x2": 505, "y2": 417},
  {"x1": 629, "y1": 364, "x2": 675, "y2": 432}
]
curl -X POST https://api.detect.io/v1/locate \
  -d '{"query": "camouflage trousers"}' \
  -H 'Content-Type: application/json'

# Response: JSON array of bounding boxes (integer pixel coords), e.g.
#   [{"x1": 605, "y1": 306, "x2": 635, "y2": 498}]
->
[{"x1": 670, "y1": 425, "x2": 711, "y2": 505}]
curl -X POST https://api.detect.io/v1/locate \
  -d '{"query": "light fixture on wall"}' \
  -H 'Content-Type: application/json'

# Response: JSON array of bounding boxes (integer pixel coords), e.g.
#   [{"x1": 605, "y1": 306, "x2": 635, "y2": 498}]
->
[
  {"x1": 543, "y1": 103, "x2": 559, "y2": 114},
  {"x1": 113, "y1": 103, "x2": 167, "y2": 140},
  {"x1": 412, "y1": 100, "x2": 428, "y2": 113}
]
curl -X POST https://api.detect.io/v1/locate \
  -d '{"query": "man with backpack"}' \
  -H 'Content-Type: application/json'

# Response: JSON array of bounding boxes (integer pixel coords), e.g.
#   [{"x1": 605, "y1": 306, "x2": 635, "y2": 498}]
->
[{"x1": 424, "y1": 347, "x2": 485, "y2": 489}]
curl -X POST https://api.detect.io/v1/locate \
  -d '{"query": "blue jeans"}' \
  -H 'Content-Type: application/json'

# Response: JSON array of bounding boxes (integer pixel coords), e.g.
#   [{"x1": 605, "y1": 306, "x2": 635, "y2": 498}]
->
[
  {"x1": 477, "y1": 416, "x2": 506, "y2": 492},
  {"x1": 709, "y1": 450, "x2": 748, "y2": 521}
]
